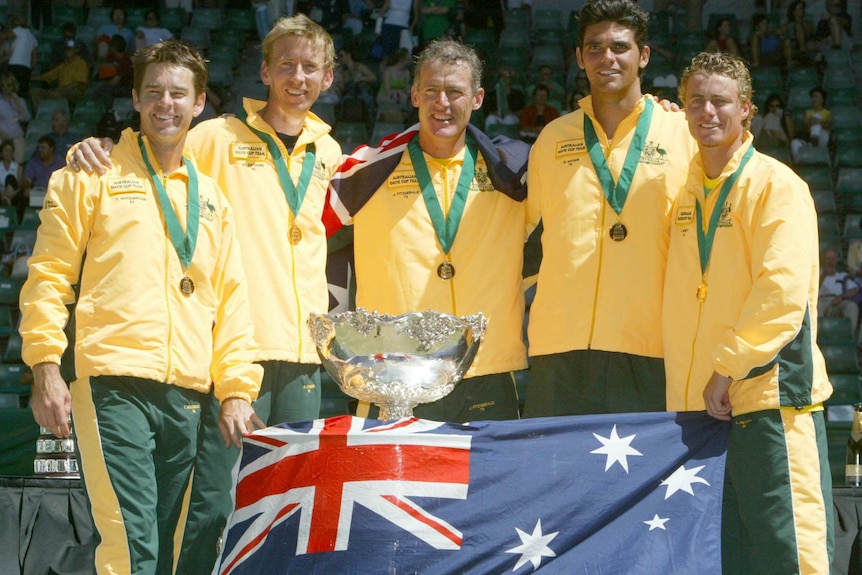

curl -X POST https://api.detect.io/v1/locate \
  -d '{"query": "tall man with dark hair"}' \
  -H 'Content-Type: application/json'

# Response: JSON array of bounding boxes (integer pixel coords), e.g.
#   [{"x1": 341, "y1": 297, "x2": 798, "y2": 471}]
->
[{"x1": 523, "y1": 0, "x2": 696, "y2": 417}]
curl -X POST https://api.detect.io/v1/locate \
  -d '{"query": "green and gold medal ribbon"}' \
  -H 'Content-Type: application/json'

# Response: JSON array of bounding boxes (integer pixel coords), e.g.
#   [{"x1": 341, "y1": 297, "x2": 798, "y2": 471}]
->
[
  {"x1": 584, "y1": 97, "x2": 654, "y2": 215},
  {"x1": 694, "y1": 145, "x2": 754, "y2": 301},
  {"x1": 407, "y1": 135, "x2": 477, "y2": 254},
  {"x1": 138, "y1": 135, "x2": 199, "y2": 269},
  {"x1": 239, "y1": 108, "x2": 315, "y2": 219}
]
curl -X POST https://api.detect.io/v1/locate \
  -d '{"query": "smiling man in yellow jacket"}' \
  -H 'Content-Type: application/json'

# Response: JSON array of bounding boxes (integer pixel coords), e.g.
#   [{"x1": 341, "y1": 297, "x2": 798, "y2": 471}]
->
[
  {"x1": 22, "y1": 41, "x2": 263, "y2": 575},
  {"x1": 664, "y1": 51, "x2": 833, "y2": 575}
]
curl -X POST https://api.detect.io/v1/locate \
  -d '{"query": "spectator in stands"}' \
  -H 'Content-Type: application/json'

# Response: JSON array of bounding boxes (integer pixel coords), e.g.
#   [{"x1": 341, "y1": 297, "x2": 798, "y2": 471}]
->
[
  {"x1": 308, "y1": 0, "x2": 350, "y2": 50},
  {"x1": 519, "y1": 84, "x2": 558, "y2": 142},
  {"x1": 379, "y1": 0, "x2": 416, "y2": 58},
  {"x1": 0, "y1": 15, "x2": 38, "y2": 101},
  {"x1": 462, "y1": 0, "x2": 503, "y2": 42},
  {"x1": 815, "y1": 0, "x2": 853, "y2": 50},
  {"x1": 377, "y1": 48, "x2": 412, "y2": 116},
  {"x1": 0, "y1": 72, "x2": 29, "y2": 164},
  {"x1": 751, "y1": 93, "x2": 794, "y2": 150},
  {"x1": 528, "y1": 65, "x2": 565, "y2": 112},
  {"x1": 135, "y1": 10, "x2": 174, "y2": 51},
  {"x1": 705, "y1": 17, "x2": 741, "y2": 56},
  {"x1": 749, "y1": 14, "x2": 783, "y2": 67},
  {"x1": 94, "y1": 7, "x2": 135, "y2": 60},
  {"x1": 22, "y1": 136, "x2": 63, "y2": 203},
  {"x1": 50, "y1": 22, "x2": 93, "y2": 69},
  {"x1": 484, "y1": 64, "x2": 524, "y2": 130},
  {"x1": 0, "y1": 140, "x2": 23, "y2": 208},
  {"x1": 792, "y1": 87, "x2": 831, "y2": 159},
  {"x1": 30, "y1": 40, "x2": 90, "y2": 113},
  {"x1": 563, "y1": 90, "x2": 585, "y2": 113},
  {"x1": 93, "y1": 35, "x2": 134, "y2": 107},
  {"x1": 819, "y1": 246, "x2": 860, "y2": 336},
  {"x1": 337, "y1": 48, "x2": 377, "y2": 109},
  {"x1": 417, "y1": 0, "x2": 457, "y2": 47},
  {"x1": 40, "y1": 110, "x2": 81, "y2": 158},
  {"x1": 779, "y1": 0, "x2": 816, "y2": 66}
]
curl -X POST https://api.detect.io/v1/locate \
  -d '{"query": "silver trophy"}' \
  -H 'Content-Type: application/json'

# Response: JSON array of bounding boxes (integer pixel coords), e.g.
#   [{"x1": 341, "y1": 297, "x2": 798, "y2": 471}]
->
[{"x1": 308, "y1": 309, "x2": 486, "y2": 420}]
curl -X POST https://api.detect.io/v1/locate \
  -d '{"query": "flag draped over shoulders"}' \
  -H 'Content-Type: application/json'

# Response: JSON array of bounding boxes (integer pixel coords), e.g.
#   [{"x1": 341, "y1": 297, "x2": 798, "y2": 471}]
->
[
  {"x1": 323, "y1": 123, "x2": 529, "y2": 235},
  {"x1": 216, "y1": 411, "x2": 729, "y2": 575}
]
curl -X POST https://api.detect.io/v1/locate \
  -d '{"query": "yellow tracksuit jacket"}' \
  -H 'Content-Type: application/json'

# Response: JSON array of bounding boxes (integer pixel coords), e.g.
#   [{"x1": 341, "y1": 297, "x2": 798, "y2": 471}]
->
[
  {"x1": 20, "y1": 128, "x2": 261, "y2": 402},
  {"x1": 663, "y1": 136, "x2": 832, "y2": 414},
  {"x1": 187, "y1": 98, "x2": 341, "y2": 364},
  {"x1": 526, "y1": 95, "x2": 697, "y2": 358},
  {"x1": 353, "y1": 147, "x2": 528, "y2": 377}
]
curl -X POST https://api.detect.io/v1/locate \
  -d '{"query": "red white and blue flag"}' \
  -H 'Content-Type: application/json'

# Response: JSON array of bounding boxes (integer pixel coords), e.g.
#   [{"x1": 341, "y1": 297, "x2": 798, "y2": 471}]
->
[{"x1": 215, "y1": 412, "x2": 729, "y2": 574}]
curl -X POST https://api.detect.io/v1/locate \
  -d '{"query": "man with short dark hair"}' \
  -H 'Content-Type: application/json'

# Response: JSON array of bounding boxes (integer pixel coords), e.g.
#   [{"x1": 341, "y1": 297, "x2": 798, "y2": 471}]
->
[
  {"x1": 523, "y1": 0, "x2": 696, "y2": 417},
  {"x1": 22, "y1": 40, "x2": 263, "y2": 575}
]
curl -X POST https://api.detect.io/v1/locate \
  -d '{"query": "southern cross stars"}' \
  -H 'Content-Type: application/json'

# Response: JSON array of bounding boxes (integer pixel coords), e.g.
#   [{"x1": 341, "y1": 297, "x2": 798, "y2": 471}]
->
[
  {"x1": 590, "y1": 424, "x2": 643, "y2": 472},
  {"x1": 505, "y1": 519, "x2": 559, "y2": 572},
  {"x1": 661, "y1": 464, "x2": 711, "y2": 499},
  {"x1": 644, "y1": 514, "x2": 670, "y2": 531}
]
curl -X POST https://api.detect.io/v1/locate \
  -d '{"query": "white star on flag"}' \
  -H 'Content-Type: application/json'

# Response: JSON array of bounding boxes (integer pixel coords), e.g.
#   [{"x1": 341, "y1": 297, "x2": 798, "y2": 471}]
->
[
  {"x1": 644, "y1": 514, "x2": 670, "y2": 531},
  {"x1": 590, "y1": 424, "x2": 642, "y2": 472},
  {"x1": 661, "y1": 464, "x2": 710, "y2": 499},
  {"x1": 505, "y1": 519, "x2": 558, "y2": 572}
]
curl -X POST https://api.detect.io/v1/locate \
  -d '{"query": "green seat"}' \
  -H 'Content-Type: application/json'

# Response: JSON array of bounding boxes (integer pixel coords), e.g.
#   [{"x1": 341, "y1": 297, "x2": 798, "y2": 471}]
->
[
  {"x1": 190, "y1": 7, "x2": 224, "y2": 30},
  {"x1": 819, "y1": 213, "x2": 841, "y2": 238},
  {"x1": 814, "y1": 190, "x2": 838, "y2": 214},
  {"x1": 0, "y1": 278, "x2": 24, "y2": 306},
  {"x1": 0, "y1": 205, "x2": 17, "y2": 233},
  {"x1": 844, "y1": 214, "x2": 862, "y2": 239},
  {"x1": 827, "y1": 373, "x2": 862, "y2": 405},
  {"x1": 819, "y1": 316, "x2": 855, "y2": 345},
  {"x1": 34, "y1": 98, "x2": 70, "y2": 120},
  {"x1": 797, "y1": 166, "x2": 834, "y2": 191},
  {"x1": 837, "y1": 168, "x2": 862, "y2": 195},
  {"x1": 826, "y1": 420, "x2": 852, "y2": 485},
  {"x1": 18, "y1": 207, "x2": 40, "y2": 230},
  {"x1": 837, "y1": 146, "x2": 862, "y2": 170},
  {"x1": 486, "y1": 123, "x2": 521, "y2": 140},
  {"x1": 794, "y1": 145, "x2": 831, "y2": 168},
  {"x1": 786, "y1": 66, "x2": 819, "y2": 90},
  {"x1": 53, "y1": 5, "x2": 85, "y2": 25},
  {"x1": 4, "y1": 333, "x2": 22, "y2": 364},
  {"x1": 0, "y1": 306, "x2": 15, "y2": 338},
  {"x1": 86, "y1": 6, "x2": 113, "y2": 27},
  {"x1": 821, "y1": 343, "x2": 860, "y2": 375},
  {"x1": 0, "y1": 363, "x2": 26, "y2": 390}
]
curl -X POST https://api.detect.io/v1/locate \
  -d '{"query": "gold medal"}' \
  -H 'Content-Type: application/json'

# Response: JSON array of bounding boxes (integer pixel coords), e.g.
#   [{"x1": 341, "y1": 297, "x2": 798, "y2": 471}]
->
[
  {"x1": 180, "y1": 276, "x2": 195, "y2": 297},
  {"x1": 696, "y1": 281, "x2": 707, "y2": 303},
  {"x1": 289, "y1": 224, "x2": 302, "y2": 245},
  {"x1": 437, "y1": 261, "x2": 455, "y2": 280},
  {"x1": 609, "y1": 221, "x2": 628, "y2": 241}
]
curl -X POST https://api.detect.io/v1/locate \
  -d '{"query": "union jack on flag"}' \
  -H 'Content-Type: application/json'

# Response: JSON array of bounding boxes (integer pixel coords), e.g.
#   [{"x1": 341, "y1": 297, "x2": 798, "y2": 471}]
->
[{"x1": 215, "y1": 412, "x2": 729, "y2": 574}]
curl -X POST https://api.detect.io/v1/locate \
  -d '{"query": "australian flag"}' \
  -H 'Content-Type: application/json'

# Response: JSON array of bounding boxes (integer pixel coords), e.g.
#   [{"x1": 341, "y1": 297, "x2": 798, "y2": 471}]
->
[{"x1": 215, "y1": 412, "x2": 729, "y2": 574}]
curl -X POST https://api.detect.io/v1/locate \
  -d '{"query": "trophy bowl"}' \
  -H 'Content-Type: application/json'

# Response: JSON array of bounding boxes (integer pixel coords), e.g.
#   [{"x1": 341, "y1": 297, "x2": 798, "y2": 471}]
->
[{"x1": 308, "y1": 308, "x2": 486, "y2": 420}]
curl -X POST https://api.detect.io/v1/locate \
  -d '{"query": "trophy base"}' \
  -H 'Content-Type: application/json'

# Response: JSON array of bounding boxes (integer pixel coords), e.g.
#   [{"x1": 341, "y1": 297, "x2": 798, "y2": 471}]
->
[{"x1": 376, "y1": 402, "x2": 417, "y2": 420}]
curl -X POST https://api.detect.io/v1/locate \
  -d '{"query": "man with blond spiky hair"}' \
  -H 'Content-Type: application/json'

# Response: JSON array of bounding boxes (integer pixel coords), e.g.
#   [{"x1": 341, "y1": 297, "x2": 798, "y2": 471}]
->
[{"x1": 664, "y1": 50, "x2": 833, "y2": 574}]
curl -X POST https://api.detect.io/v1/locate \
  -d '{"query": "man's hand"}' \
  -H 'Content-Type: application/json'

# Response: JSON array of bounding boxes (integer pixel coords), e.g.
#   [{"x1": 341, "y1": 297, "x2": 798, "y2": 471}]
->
[
  {"x1": 650, "y1": 93, "x2": 681, "y2": 112},
  {"x1": 703, "y1": 371, "x2": 733, "y2": 421},
  {"x1": 31, "y1": 362, "x2": 72, "y2": 437},
  {"x1": 218, "y1": 397, "x2": 265, "y2": 449},
  {"x1": 70, "y1": 137, "x2": 114, "y2": 175}
]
